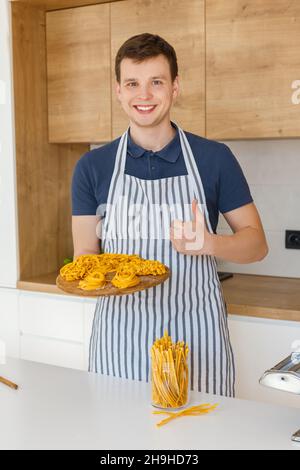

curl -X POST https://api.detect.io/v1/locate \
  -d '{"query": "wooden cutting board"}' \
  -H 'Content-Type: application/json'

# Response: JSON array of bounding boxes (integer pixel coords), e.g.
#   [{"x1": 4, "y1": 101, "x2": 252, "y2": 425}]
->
[{"x1": 56, "y1": 267, "x2": 170, "y2": 297}]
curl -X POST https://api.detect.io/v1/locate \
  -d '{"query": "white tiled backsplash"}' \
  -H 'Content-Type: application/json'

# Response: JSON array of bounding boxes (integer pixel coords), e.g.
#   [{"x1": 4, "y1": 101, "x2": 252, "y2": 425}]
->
[{"x1": 217, "y1": 140, "x2": 300, "y2": 278}]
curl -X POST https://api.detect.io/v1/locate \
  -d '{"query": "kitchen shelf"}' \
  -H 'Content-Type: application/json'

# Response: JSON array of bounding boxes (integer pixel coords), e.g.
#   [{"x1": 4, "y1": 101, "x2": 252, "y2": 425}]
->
[
  {"x1": 18, "y1": 272, "x2": 70, "y2": 296},
  {"x1": 17, "y1": 273, "x2": 300, "y2": 322}
]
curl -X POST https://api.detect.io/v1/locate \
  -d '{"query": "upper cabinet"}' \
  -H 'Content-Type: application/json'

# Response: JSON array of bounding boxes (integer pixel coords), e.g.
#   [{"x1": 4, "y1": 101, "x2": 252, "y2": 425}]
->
[
  {"x1": 46, "y1": 0, "x2": 205, "y2": 142},
  {"x1": 206, "y1": 0, "x2": 300, "y2": 139},
  {"x1": 110, "y1": 0, "x2": 205, "y2": 139},
  {"x1": 46, "y1": 4, "x2": 111, "y2": 143},
  {"x1": 45, "y1": 0, "x2": 300, "y2": 142}
]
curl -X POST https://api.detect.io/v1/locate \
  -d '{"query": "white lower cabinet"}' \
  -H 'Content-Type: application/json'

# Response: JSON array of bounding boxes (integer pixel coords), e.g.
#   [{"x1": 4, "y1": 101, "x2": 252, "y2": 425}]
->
[
  {"x1": 228, "y1": 315, "x2": 300, "y2": 409},
  {"x1": 20, "y1": 335, "x2": 85, "y2": 370},
  {"x1": 19, "y1": 291, "x2": 87, "y2": 371},
  {"x1": 0, "y1": 288, "x2": 19, "y2": 358},
  {"x1": 0, "y1": 289, "x2": 96, "y2": 371},
  {"x1": 2, "y1": 287, "x2": 300, "y2": 409},
  {"x1": 19, "y1": 292, "x2": 84, "y2": 342}
]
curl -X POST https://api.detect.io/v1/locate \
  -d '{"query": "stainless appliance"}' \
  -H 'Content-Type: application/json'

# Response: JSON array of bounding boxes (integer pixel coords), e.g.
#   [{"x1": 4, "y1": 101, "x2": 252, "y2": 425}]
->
[{"x1": 259, "y1": 352, "x2": 300, "y2": 442}]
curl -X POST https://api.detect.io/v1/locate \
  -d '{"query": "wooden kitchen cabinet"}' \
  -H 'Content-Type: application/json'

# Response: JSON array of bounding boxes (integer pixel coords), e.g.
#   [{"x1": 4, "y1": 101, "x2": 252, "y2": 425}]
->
[
  {"x1": 12, "y1": 1, "x2": 89, "y2": 282},
  {"x1": 46, "y1": 4, "x2": 112, "y2": 143},
  {"x1": 46, "y1": 0, "x2": 205, "y2": 142},
  {"x1": 110, "y1": 0, "x2": 205, "y2": 138},
  {"x1": 11, "y1": 0, "x2": 120, "y2": 9},
  {"x1": 206, "y1": 0, "x2": 300, "y2": 139}
]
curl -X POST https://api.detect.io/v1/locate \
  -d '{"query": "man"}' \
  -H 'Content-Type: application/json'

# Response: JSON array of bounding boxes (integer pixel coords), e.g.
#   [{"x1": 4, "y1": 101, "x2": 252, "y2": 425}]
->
[{"x1": 72, "y1": 33, "x2": 268, "y2": 397}]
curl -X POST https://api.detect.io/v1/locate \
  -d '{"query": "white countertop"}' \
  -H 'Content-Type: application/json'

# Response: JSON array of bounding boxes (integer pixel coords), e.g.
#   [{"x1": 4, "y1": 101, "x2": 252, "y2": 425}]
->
[{"x1": 0, "y1": 357, "x2": 299, "y2": 450}]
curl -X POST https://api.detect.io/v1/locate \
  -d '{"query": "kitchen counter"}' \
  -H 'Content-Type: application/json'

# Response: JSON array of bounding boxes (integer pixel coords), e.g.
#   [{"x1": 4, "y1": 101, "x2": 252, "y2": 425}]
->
[
  {"x1": 0, "y1": 357, "x2": 299, "y2": 450},
  {"x1": 222, "y1": 274, "x2": 300, "y2": 322},
  {"x1": 17, "y1": 272, "x2": 300, "y2": 322}
]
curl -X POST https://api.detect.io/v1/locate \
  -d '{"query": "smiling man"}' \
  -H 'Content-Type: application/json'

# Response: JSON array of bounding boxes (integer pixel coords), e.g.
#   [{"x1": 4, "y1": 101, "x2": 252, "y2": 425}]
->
[{"x1": 71, "y1": 33, "x2": 268, "y2": 397}]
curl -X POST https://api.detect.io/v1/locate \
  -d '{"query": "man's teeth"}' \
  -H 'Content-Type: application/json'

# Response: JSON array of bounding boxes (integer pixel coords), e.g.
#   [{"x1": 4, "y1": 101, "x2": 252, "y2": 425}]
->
[{"x1": 136, "y1": 105, "x2": 155, "y2": 110}]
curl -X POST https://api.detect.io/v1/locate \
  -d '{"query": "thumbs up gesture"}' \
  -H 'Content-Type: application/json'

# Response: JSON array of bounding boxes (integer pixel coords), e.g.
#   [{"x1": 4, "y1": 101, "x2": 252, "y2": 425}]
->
[{"x1": 170, "y1": 199, "x2": 213, "y2": 255}]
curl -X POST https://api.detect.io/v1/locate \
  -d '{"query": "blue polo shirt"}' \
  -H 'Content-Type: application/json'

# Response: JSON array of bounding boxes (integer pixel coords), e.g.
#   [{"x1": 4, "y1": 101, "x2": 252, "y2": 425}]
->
[{"x1": 71, "y1": 123, "x2": 253, "y2": 233}]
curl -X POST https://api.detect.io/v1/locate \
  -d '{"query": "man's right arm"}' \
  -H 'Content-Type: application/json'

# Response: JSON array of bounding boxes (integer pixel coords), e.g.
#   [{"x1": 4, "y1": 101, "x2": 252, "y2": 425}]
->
[{"x1": 72, "y1": 215, "x2": 101, "y2": 260}]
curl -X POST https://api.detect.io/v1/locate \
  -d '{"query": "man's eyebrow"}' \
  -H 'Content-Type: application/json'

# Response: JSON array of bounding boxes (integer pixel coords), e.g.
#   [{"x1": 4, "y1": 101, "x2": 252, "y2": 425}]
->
[
  {"x1": 151, "y1": 75, "x2": 167, "y2": 80},
  {"x1": 123, "y1": 75, "x2": 167, "y2": 83},
  {"x1": 123, "y1": 78, "x2": 138, "y2": 83}
]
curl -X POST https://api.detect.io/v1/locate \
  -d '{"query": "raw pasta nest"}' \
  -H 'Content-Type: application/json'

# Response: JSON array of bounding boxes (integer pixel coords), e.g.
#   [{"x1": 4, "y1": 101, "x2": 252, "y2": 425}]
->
[
  {"x1": 78, "y1": 270, "x2": 106, "y2": 290},
  {"x1": 60, "y1": 253, "x2": 167, "y2": 290},
  {"x1": 111, "y1": 263, "x2": 140, "y2": 289}
]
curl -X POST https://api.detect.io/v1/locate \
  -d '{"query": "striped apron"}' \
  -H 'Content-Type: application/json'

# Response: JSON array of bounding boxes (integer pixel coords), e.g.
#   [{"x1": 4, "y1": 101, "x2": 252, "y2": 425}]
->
[{"x1": 89, "y1": 126, "x2": 235, "y2": 397}]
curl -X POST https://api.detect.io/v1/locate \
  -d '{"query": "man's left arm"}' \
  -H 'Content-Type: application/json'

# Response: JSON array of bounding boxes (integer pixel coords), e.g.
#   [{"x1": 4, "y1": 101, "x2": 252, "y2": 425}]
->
[
  {"x1": 209, "y1": 202, "x2": 268, "y2": 264},
  {"x1": 170, "y1": 200, "x2": 269, "y2": 264}
]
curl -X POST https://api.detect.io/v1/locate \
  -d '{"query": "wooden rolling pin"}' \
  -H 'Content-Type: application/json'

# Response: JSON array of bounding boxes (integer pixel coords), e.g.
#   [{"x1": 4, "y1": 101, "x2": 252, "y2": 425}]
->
[{"x1": 0, "y1": 376, "x2": 18, "y2": 390}]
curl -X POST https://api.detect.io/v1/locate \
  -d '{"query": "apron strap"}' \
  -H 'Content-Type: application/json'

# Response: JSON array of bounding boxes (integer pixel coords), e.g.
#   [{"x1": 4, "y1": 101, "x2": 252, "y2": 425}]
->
[
  {"x1": 103, "y1": 128, "x2": 129, "y2": 240},
  {"x1": 177, "y1": 125, "x2": 214, "y2": 234},
  {"x1": 106, "y1": 128, "x2": 129, "y2": 207}
]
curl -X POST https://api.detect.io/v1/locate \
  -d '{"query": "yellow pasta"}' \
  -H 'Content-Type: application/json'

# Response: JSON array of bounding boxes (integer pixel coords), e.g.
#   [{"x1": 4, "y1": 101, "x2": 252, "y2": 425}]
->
[
  {"x1": 60, "y1": 253, "x2": 167, "y2": 291},
  {"x1": 60, "y1": 254, "x2": 103, "y2": 281},
  {"x1": 134, "y1": 260, "x2": 167, "y2": 276},
  {"x1": 153, "y1": 403, "x2": 218, "y2": 427},
  {"x1": 111, "y1": 263, "x2": 140, "y2": 289},
  {"x1": 78, "y1": 270, "x2": 106, "y2": 290},
  {"x1": 151, "y1": 331, "x2": 189, "y2": 409}
]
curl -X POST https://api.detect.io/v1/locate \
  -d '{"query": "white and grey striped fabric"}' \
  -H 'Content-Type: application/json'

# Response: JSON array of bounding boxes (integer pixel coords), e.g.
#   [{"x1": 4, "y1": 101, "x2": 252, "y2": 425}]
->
[{"x1": 89, "y1": 126, "x2": 235, "y2": 397}]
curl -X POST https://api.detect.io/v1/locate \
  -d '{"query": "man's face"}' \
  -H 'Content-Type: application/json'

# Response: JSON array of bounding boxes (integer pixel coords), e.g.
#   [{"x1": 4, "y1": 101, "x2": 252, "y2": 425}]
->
[{"x1": 116, "y1": 54, "x2": 179, "y2": 128}]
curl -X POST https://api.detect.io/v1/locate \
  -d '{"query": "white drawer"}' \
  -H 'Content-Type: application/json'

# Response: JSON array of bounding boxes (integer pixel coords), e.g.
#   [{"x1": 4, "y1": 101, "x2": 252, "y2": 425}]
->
[
  {"x1": 19, "y1": 292, "x2": 84, "y2": 342},
  {"x1": 20, "y1": 335, "x2": 85, "y2": 370}
]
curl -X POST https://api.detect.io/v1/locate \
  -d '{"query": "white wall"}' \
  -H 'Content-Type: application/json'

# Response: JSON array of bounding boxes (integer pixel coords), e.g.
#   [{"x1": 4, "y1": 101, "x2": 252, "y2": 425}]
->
[
  {"x1": 217, "y1": 139, "x2": 300, "y2": 278},
  {"x1": 0, "y1": 0, "x2": 18, "y2": 287}
]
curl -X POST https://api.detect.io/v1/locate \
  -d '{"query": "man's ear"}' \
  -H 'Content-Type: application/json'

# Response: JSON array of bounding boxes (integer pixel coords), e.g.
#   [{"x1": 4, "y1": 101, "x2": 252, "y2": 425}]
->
[
  {"x1": 172, "y1": 76, "x2": 179, "y2": 101},
  {"x1": 115, "y1": 81, "x2": 121, "y2": 102}
]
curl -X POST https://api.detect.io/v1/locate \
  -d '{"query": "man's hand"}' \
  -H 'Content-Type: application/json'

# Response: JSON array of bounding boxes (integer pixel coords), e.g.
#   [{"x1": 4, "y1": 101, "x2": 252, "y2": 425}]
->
[
  {"x1": 170, "y1": 200, "x2": 269, "y2": 264},
  {"x1": 170, "y1": 199, "x2": 213, "y2": 255}
]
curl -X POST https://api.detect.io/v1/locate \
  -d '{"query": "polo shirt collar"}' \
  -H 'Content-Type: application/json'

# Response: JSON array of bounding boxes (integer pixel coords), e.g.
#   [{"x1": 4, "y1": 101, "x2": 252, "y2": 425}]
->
[{"x1": 127, "y1": 122, "x2": 181, "y2": 163}]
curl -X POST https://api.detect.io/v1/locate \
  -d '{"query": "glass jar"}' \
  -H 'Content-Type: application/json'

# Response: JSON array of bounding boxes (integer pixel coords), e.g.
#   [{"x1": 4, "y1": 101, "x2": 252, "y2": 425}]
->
[{"x1": 151, "y1": 333, "x2": 189, "y2": 410}]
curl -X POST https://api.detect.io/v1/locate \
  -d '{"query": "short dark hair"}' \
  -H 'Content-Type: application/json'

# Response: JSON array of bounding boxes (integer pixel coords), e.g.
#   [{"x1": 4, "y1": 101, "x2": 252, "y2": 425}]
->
[{"x1": 115, "y1": 33, "x2": 178, "y2": 83}]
